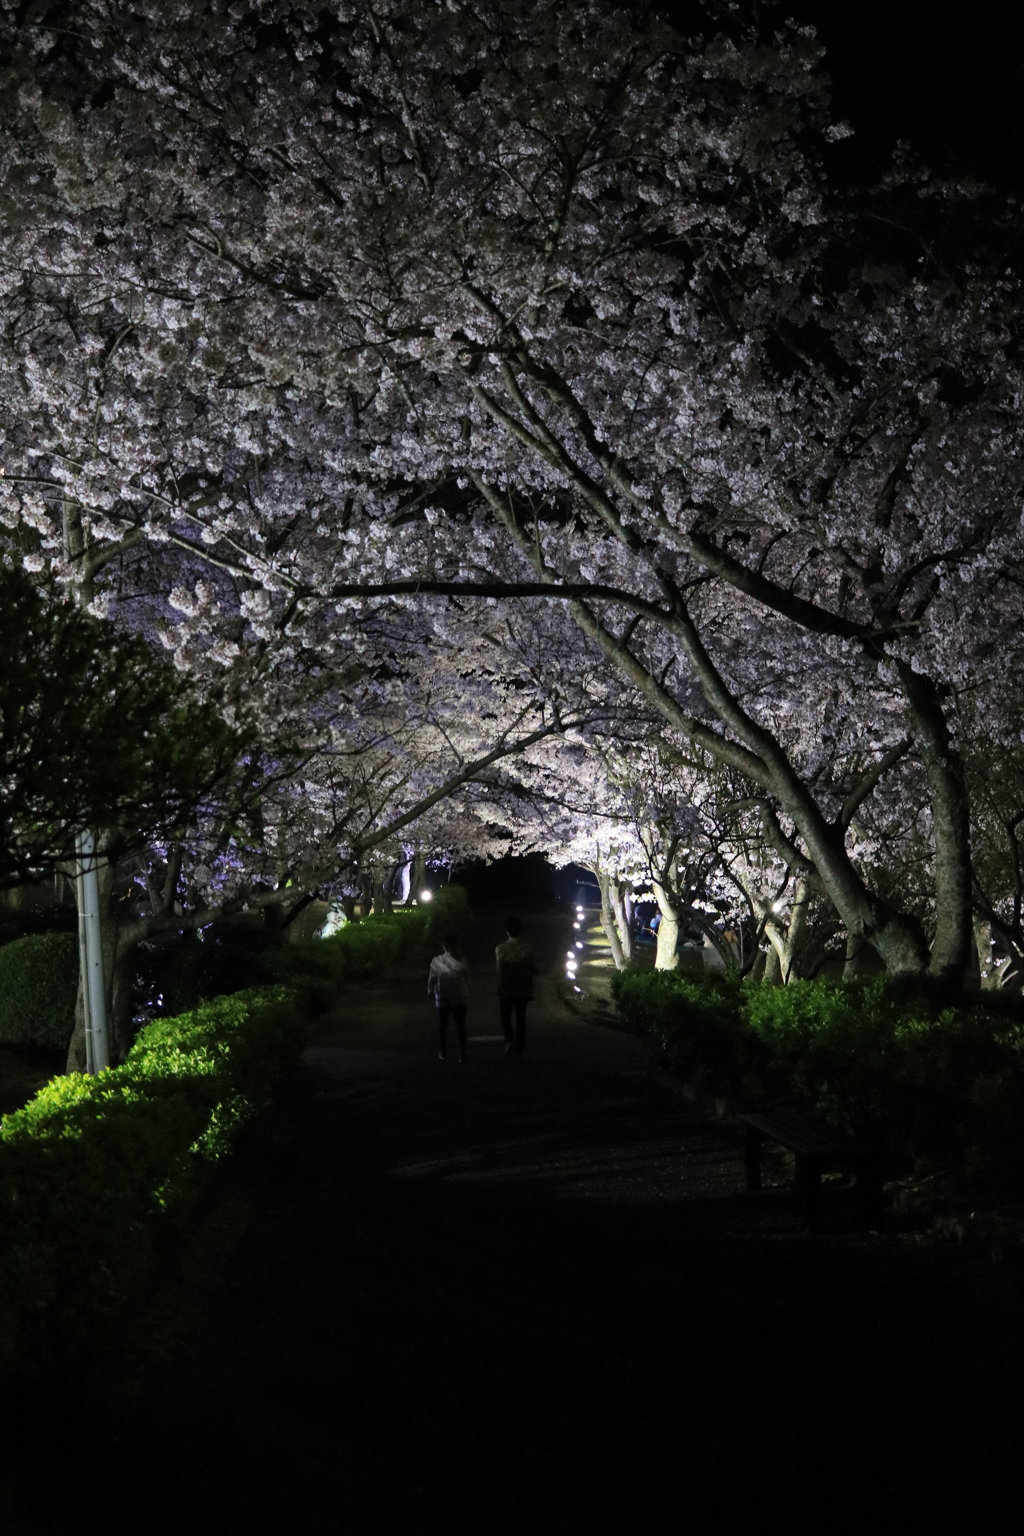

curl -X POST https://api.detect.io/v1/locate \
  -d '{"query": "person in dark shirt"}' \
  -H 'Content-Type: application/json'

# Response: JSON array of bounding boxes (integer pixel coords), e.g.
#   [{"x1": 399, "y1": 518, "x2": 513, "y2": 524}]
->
[{"x1": 495, "y1": 916, "x2": 538, "y2": 1057}]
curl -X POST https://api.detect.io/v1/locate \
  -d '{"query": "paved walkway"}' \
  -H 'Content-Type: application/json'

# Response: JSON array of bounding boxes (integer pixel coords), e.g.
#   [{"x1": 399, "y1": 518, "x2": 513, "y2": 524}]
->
[{"x1": 8, "y1": 909, "x2": 1022, "y2": 1533}]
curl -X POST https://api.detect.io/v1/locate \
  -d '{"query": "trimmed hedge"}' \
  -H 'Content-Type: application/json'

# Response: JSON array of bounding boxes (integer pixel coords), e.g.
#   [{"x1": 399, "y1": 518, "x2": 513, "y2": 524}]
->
[
  {"x1": 0, "y1": 985, "x2": 308, "y2": 1372},
  {"x1": 612, "y1": 969, "x2": 1024, "y2": 1180},
  {"x1": 0, "y1": 932, "x2": 78, "y2": 1049},
  {"x1": 421, "y1": 883, "x2": 471, "y2": 931},
  {"x1": 137, "y1": 904, "x2": 445, "y2": 1022},
  {"x1": 268, "y1": 896, "x2": 468, "y2": 991}
]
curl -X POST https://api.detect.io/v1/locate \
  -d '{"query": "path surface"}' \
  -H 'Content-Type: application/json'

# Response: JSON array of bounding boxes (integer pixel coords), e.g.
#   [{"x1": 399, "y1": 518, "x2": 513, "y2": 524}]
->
[{"x1": 8, "y1": 909, "x2": 1023, "y2": 1533}]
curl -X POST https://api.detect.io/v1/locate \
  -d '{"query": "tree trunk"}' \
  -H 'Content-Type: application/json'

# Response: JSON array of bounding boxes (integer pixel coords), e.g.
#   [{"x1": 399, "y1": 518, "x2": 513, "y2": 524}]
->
[
  {"x1": 609, "y1": 880, "x2": 634, "y2": 966},
  {"x1": 762, "y1": 942, "x2": 782, "y2": 986},
  {"x1": 898, "y1": 664, "x2": 972, "y2": 983},
  {"x1": 595, "y1": 869, "x2": 626, "y2": 970},
  {"x1": 66, "y1": 972, "x2": 88, "y2": 1073},
  {"x1": 652, "y1": 880, "x2": 680, "y2": 971},
  {"x1": 778, "y1": 875, "x2": 811, "y2": 983},
  {"x1": 843, "y1": 923, "x2": 870, "y2": 980},
  {"x1": 973, "y1": 918, "x2": 1012, "y2": 989}
]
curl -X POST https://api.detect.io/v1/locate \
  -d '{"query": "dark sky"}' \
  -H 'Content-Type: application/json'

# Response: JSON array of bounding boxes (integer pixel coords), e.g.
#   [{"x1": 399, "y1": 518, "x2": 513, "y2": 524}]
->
[{"x1": 663, "y1": 0, "x2": 1024, "y2": 191}]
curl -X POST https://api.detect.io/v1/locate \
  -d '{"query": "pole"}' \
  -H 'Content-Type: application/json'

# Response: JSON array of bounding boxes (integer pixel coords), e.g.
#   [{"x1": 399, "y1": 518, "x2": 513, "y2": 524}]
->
[
  {"x1": 77, "y1": 830, "x2": 110, "y2": 1074},
  {"x1": 76, "y1": 849, "x2": 94, "y2": 1074}
]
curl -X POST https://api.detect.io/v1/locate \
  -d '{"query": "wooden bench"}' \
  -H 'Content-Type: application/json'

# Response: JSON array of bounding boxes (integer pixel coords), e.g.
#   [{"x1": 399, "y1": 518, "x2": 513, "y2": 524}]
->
[{"x1": 737, "y1": 1108, "x2": 883, "y2": 1234}]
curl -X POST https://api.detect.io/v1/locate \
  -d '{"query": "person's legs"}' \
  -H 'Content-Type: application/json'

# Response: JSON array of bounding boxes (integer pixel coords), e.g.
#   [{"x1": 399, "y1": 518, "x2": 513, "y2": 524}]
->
[
  {"x1": 514, "y1": 998, "x2": 528, "y2": 1056},
  {"x1": 437, "y1": 1004, "x2": 450, "y2": 1058},
  {"x1": 499, "y1": 994, "x2": 515, "y2": 1049},
  {"x1": 453, "y1": 1005, "x2": 467, "y2": 1062}
]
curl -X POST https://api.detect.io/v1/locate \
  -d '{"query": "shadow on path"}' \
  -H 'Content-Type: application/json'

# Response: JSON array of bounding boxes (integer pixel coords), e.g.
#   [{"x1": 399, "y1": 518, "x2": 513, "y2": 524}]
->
[{"x1": 5, "y1": 909, "x2": 1022, "y2": 1532}]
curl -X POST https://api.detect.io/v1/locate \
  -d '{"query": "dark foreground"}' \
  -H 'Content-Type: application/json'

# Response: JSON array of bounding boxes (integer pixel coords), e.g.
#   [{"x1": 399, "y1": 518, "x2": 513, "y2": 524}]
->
[{"x1": 3, "y1": 912, "x2": 1022, "y2": 1532}]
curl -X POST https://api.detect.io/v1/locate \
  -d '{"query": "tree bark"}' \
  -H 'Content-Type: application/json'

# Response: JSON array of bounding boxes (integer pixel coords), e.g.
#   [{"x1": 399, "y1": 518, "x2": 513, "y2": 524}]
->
[
  {"x1": 779, "y1": 875, "x2": 811, "y2": 984},
  {"x1": 595, "y1": 869, "x2": 626, "y2": 970},
  {"x1": 843, "y1": 923, "x2": 871, "y2": 980},
  {"x1": 652, "y1": 880, "x2": 680, "y2": 971},
  {"x1": 897, "y1": 664, "x2": 972, "y2": 982},
  {"x1": 609, "y1": 879, "x2": 634, "y2": 966}
]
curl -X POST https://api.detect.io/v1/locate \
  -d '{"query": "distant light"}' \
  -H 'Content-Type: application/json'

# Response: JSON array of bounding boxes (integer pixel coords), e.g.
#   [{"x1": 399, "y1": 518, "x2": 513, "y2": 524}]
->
[
  {"x1": 567, "y1": 949, "x2": 576, "y2": 958},
  {"x1": 420, "y1": 890, "x2": 433, "y2": 903},
  {"x1": 575, "y1": 942, "x2": 583, "y2": 950}
]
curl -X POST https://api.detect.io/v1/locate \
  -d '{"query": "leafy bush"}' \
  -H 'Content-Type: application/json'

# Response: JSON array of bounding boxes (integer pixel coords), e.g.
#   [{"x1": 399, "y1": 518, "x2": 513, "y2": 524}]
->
[
  {"x1": 611, "y1": 967, "x2": 750, "y2": 1093},
  {"x1": 422, "y1": 883, "x2": 471, "y2": 933},
  {"x1": 0, "y1": 984, "x2": 308, "y2": 1372},
  {"x1": 0, "y1": 933, "x2": 78, "y2": 1049},
  {"x1": 137, "y1": 907, "x2": 438, "y2": 1023},
  {"x1": 612, "y1": 968, "x2": 1024, "y2": 1178},
  {"x1": 303, "y1": 907, "x2": 432, "y2": 981},
  {"x1": 742, "y1": 977, "x2": 1021, "y2": 1167}
]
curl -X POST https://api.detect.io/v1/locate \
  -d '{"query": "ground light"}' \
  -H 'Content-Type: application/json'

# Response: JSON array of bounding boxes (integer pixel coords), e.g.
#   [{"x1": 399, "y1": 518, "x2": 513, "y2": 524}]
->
[{"x1": 419, "y1": 890, "x2": 433, "y2": 902}]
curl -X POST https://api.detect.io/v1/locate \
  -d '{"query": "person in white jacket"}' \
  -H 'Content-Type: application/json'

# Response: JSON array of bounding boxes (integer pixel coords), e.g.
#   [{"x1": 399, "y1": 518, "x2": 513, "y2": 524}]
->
[{"x1": 427, "y1": 934, "x2": 470, "y2": 1062}]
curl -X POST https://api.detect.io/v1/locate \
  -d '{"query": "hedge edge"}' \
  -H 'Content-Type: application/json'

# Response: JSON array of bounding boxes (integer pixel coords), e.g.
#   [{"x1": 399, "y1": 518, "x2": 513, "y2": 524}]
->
[{"x1": 0, "y1": 983, "x2": 308, "y2": 1374}]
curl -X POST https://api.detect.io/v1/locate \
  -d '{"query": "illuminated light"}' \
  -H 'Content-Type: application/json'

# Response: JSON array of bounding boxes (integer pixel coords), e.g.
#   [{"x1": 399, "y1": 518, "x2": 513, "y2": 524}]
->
[
  {"x1": 575, "y1": 942, "x2": 583, "y2": 950},
  {"x1": 573, "y1": 986, "x2": 582, "y2": 993},
  {"x1": 567, "y1": 949, "x2": 576, "y2": 959},
  {"x1": 573, "y1": 921, "x2": 581, "y2": 929},
  {"x1": 420, "y1": 890, "x2": 433, "y2": 903}
]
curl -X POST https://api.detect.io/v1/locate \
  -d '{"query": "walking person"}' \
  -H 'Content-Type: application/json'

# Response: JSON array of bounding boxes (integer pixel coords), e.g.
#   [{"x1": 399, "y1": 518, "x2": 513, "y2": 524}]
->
[
  {"x1": 495, "y1": 916, "x2": 538, "y2": 1058},
  {"x1": 428, "y1": 934, "x2": 469, "y2": 1063}
]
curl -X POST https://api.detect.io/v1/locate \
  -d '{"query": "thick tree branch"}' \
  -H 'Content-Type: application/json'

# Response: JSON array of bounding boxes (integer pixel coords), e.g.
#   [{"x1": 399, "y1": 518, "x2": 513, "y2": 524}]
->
[{"x1": 838, "y1": 738, "x2": 912, "y2": 830}]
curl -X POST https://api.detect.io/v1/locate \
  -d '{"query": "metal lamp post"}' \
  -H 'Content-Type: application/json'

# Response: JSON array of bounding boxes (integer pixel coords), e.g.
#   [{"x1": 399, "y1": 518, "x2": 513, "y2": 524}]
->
[{"x1": 76, "y1": 830, "x2": 110, "y2": 1074}]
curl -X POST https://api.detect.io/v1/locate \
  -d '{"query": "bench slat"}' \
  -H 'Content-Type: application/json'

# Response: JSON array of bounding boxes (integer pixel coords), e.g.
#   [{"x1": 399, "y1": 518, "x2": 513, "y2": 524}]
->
[{"x1": 739, "y1": 1109, "x2": 869, "y2": 1161}]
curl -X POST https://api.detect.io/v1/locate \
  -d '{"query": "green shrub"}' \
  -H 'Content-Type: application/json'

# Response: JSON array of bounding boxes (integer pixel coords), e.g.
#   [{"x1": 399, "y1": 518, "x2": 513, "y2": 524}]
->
[
  {"x1": 0, "y1": 933, "x2": 78, "y2": 1049},
  {"x1": 741, "y1": 977, "x2": 1019, "y2": 1166},
  {"x1": 611, "y1": 967, "x2": 749, "y2": 1093},
  {"x1": 137, "y1": 907, "x2": 439, "y2": 1023},
  {"x1": 0, "y1": 984, "x2": 308, "y2": 1372},
  {"x1": 422, "y1": 883, "x2": 471, "y2": 933},
  {"x1": 612, "y1": 967, "x2": 1024, "y2": 1179},
  {"x1": 312, "y1": 908, "x2": 432, "y2": 979}
]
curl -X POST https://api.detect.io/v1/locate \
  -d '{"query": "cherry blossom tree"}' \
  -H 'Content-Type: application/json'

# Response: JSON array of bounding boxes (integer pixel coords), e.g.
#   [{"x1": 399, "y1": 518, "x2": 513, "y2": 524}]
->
[{"x1": 4, "y1": 1, "x2": 1024, "y2": 988}]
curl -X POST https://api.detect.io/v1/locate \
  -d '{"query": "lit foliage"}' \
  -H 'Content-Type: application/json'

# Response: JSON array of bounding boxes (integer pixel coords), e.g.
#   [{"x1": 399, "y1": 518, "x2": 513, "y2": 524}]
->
[
  {"x1": 2, "y1": 3, "x2": 1023, "y2": 979},
  {"x1": 0, "y1": 982, "x2": 307, "y2": 1367}
]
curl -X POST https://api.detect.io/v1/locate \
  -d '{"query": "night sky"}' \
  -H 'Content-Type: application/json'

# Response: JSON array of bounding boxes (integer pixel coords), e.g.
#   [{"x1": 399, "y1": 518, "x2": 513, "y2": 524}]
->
[{"x1": 664, "y1": 0, "x2": 1024, "y2": 190}]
